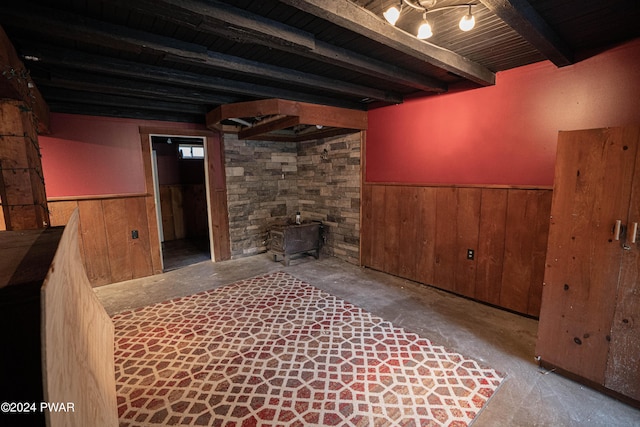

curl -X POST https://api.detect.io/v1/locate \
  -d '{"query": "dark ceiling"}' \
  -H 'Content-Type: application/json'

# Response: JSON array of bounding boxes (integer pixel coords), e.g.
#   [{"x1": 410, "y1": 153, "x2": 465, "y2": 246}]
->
[{"x1": 1, "y1": 0, "x2": 638, "y2": 124}]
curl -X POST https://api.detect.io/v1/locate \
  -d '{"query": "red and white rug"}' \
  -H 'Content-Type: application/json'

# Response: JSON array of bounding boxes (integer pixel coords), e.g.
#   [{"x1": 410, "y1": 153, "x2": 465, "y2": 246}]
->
[{"x1": 113, "y1": 272, "x2": 504, "y2": 426}]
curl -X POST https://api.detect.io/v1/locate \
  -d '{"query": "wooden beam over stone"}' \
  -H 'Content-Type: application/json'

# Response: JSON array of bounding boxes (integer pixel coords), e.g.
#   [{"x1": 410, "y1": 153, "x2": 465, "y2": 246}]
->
[{"x1": 207, "y1": 99, "x2": 368, "y2": 142}]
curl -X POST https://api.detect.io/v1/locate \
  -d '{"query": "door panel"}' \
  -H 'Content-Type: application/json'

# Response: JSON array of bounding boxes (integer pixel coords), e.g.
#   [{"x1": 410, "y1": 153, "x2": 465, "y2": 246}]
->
[
  {"x1": 605, "y1": 127, "x2": 640, "y2": 399},
  {"x1": 537, "y1": 127, "x2": 638, "y2": 384}
]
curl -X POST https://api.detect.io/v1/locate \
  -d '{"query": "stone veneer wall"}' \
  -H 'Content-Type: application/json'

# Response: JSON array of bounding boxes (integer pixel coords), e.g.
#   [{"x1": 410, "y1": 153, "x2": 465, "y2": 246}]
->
[{"x1": 223, "y1": 132, "x2": 361, "y2": 264}]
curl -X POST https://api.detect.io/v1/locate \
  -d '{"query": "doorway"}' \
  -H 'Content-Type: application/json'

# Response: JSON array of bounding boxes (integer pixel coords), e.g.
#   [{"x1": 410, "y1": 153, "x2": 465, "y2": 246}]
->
[{"x1": 151, "y1": 135, "x2": 211, "y2": 271}]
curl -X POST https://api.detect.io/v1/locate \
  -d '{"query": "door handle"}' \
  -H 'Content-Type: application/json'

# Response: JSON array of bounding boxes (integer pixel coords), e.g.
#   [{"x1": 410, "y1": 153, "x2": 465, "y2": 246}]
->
[
  {"x1": 632, "y1": 222, "x2": 638, "y2": 244},
  {"x1": 614, "y1": 220, "x2": 622, "y2": 241}
]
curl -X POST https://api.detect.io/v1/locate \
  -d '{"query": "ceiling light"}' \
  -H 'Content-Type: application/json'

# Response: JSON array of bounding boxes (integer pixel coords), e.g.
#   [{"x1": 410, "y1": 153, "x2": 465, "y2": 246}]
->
[
  {"x1": 383, "y1": 5, "x2": 401, "y2": 25},
  {"x1": 459, "y1": 6, "x2": 475, "y2": 31},
  {"x1": 382, "y1": 1, "x2": 477, "y2": 39}
]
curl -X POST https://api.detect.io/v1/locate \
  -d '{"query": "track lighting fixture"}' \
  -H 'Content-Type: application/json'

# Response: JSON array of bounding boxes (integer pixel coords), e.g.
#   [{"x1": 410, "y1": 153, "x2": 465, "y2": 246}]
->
[
  {"x1": 383, "y1": 0, "x2": 477, "y2": 40},
  {"x1": 383, "y1": 5, "x2": 401, "y2": 25},
  {"x1": 417, "y1": 13, "x2": 433, "y2": 39},
  {"x1": 458, "y1": 5, "x2": 475, "y2": 31}
]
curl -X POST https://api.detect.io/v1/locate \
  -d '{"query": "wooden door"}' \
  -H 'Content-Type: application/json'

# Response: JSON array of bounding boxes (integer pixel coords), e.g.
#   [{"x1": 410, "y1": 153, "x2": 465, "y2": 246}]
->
[
  {"x1": 536, "y1": 127, "x2": 640, "y2": 385},
  {"x1": 604, "y1": 127, "x2": 640, "y2": 400}
]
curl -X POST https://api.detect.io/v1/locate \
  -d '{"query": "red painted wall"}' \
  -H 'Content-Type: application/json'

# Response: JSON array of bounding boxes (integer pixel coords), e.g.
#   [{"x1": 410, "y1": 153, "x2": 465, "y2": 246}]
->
[
  {"x1": 39, "y1": 114, "x2": 206, "y2": 197},
  {"x1": 366, "y1": 39, "x2": 640, "y2": 186}
]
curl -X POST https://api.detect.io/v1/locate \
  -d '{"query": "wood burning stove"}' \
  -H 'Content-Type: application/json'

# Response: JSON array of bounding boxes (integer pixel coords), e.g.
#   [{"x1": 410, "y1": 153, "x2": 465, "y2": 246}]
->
[{"x1": 269, "y1": 221, "x2": 323, "y2": 266}]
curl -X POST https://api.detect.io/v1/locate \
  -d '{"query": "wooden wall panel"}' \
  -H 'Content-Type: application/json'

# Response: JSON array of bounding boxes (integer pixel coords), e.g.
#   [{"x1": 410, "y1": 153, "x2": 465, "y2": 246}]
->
[
  {"x1": 78, "y1": 200, "x2": 111, "y2": 287},
  {"x1": 475, "y1": 189, "x2": 507, "y2": 305},
  {"x1": 126, "y1": 197, "x2": 154, "y2": 280},
  {"x1": 360, "y1": 183, "x2": 552, "y2": 316},
  {"x1": 48, "y1": 196, "x2": 155, "y2": 287},
  {"x1": 184, "y1": 184, "x2": 208, "y2": 238},
  {"x1": 360, "y1": 184, "x2": 373, "y2": 266},
  {"x1": 500, "y1": 190, "x2": 552, "y2": 315},
  {"x1": 415, "y1": 187, "x2": 437, "y2": 285},
  {"x1": 171, "y1": 186, "x2": 185, "y2": 240},
  {"x1": 383, "y1": 186, "x2": 402, "y2": 276},
  {"x1": 527, "y1": 191, "x2": 553, "y2": 316},
  {"x1": 368, "y1": 185, "x2": 387, "y2": 271},
  {"x1": 434, "y1": 187, "x2": 457, "y2": 292},
  {"x1": 48, "y1": 200, "x2": 79, "y2": 227},
  {"x1": 454, "y1": 188, "x2": 481, "y2": 296},
  {"x1": 398, "y1": 187, "x2": 420, "y2": 281},
  {"x1": 102, "y1": 198, "x2": 132, "y2": 284},
  {"x1": 160, "y1": 185, "x2": 176, "y2": 241}
]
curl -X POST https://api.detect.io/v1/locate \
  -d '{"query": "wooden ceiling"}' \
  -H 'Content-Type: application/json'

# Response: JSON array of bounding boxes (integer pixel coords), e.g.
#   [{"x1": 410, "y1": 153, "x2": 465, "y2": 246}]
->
[{"x1": 0, "y1": 0, "x2": 638, "y2": 125}]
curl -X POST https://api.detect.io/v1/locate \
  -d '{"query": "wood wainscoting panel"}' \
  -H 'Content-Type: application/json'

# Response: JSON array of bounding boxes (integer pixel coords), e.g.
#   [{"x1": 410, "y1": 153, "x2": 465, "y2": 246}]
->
[
  {"x1": 361, "y1": 183, "x2": 552, "y2": 316},
  {"x1": 382, "y1": 186, "x2": 402, "y2": 277},
  {"x1": 48, "y1": 200, "x2": 79, "y2": 227},
  {"x1": 366, "y1": 185, "x2": 387, "y2": 272},
  {"x1": 415, "y1": 187, "x2": 437, "y2": 286},
  {"x1": 102, "y1": 198, "x2": 132, "y2": 284},
  {"x1": 48, "y1": 196, "x2": 154, "y2": 287},
  {"x1": 126, "y1": 196, "x2": 154, "y2": 280},
  {"x1": 78, "y1": 200, "x2": 111, "y2": 287},
  {"x1": 475, "y1": 189, "x2": 508, "y2": 305},
  {"x1": 434, "y1": 187, "x2": 457, "y2": 292},
  {"x1": 454, "y1": 188, "x2": 482, "y2": 296},
  {"x1": 500, "y1": 190, "x2": 552, "y2": 316}
]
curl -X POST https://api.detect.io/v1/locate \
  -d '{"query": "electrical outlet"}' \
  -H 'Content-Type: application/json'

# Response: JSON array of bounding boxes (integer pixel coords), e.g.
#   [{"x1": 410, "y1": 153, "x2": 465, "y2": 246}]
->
[
  {"x1": 467, "y1": 249, "x2": 475, "y2": 260},
  {"x1": 131, "y1": 230, "x2": 139, "y2": 239}
]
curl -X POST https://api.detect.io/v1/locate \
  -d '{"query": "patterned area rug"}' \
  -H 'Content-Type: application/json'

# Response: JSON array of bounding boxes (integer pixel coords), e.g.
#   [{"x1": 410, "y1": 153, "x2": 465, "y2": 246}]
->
[{"x1": 113, "y1": 272, "x2": 505, "y2": 426}]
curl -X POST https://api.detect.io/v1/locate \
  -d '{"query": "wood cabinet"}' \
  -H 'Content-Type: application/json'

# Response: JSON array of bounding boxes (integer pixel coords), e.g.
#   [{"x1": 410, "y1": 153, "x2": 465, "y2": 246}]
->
[{"x1": 536, "y1": 126, "x2": 640, "y2": 404}]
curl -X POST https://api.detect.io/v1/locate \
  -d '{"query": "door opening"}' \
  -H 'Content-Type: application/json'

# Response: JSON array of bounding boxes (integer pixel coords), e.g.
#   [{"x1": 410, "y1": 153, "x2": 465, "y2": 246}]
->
[{"x1": 151, "y1": 135, "x2": 211, "y2": 271}]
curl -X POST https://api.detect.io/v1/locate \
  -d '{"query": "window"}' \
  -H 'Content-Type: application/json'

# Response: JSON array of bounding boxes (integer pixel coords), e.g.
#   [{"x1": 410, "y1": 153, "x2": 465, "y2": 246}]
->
[{"x1": 178, "y1": 144, "x2": 205, "y2": 159}]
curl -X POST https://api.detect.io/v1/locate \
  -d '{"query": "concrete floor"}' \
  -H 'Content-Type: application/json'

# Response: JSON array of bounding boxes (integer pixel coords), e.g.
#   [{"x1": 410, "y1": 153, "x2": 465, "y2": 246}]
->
[{"x1": 96, "y1": 254, "x2": 640, "y2": 427}]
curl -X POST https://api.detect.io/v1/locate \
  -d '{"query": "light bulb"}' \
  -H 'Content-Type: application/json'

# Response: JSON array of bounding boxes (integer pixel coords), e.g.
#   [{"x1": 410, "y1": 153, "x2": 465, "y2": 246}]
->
[
  {"x1": 383, "y1": 6, "x2": 401, "y2": 25},
  {"x1": 459, "y1": 13, "x2": 475, "y2": 31},
  {"x1": 417, "y1": 21, "x2": 433, "y2": 39}
]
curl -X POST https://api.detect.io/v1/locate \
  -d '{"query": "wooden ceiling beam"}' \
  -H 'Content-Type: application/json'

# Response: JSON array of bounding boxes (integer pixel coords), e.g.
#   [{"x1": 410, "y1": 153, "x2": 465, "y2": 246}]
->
[
  {"x1": 478, "y1": 0, "x2": 574, "y2": 67},
  {"x1": 278, "y1": 0, "x2": 496, "y2": 86},
  {"x1": 33, "y1": 70, "x2": 239, "y2": 106},
  {"x1": 114, "y1": 0, "x2": 446, "y2": 93},
  {"x1": 0, "y1": 5, "x2": 402, "y2": 104},
  {"x1": 109, "y1": 0, "x2": 317, "y2": 52},
  {"x1": 39, "y1": 87, "x2": 208, "y2": 116},
  {"x1": 19, "y1": 44, "x2": 364, "y2": 110}
]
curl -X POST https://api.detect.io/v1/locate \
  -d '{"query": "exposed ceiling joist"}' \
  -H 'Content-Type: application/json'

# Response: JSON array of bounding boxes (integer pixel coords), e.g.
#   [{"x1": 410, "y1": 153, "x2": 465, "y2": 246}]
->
[
  {"x1": 0, "y1": 0, "x2": 636, "y2": 125},
  {"x1": 111, "y1": 0, "x2": 447, "y2": 93},
  {"x1": 0, "y1": 4, "x2": 403, "y2": 104},
  {"x1": 109, "y1": 0, "x2": 318, "y2": 52},
  {"x1": 19, "y1": 44, "x2": 364, "y2": 110},
  {"x1": 278, "y1": 0, "x2": 496, "y2": 86},
  {"x1": 478, "y1": 0, "x2": 574, "y2": 66},
  {"x1": 40, "y1": 87, "x2": 208, "y2": 116}
]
